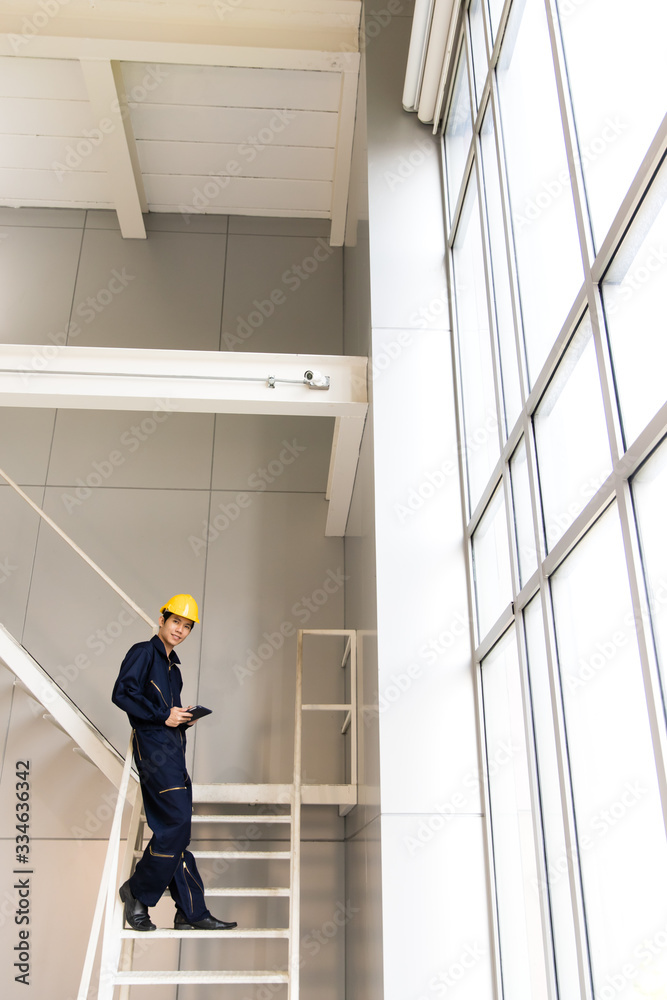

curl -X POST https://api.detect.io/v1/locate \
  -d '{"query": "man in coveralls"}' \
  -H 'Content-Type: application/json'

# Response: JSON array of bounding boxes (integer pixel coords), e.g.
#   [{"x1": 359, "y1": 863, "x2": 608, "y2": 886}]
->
[{"x1": 112, "y1": 593, "x2": 237, "y2": 932}]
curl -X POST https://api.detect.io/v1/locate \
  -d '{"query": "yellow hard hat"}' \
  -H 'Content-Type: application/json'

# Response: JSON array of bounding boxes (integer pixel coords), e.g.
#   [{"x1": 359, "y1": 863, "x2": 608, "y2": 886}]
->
[{"x1": 161, "y1": 594, "x2": 200, "y2": 623}]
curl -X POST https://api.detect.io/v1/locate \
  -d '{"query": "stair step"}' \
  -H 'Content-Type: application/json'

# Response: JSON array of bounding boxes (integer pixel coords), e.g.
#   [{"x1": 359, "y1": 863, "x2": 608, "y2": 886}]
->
[
  {"x1": 193, "y1": 850, "x2": 291, "y2": 860},
  {"x1": 114, "y1": 970, "x2": 289, "y2": 985},
  {"x1": 141, "y1": 813, "x2": 291, "y2": 824},
  {"x1": 191, "y1": 814, "x2": 291, "y2": 824},
  {"x1": 163, "y1": 886, "x2": 290, "y2": 898},
  {"x1": 120, "y1": 927, "x2": 289, "y2": 939},
  {"x1": 134, "y1": 849, "x2": 290, "y2": 860},
  {"x1": 207, "y1": 887, "x2": 291, "y2": 896}
]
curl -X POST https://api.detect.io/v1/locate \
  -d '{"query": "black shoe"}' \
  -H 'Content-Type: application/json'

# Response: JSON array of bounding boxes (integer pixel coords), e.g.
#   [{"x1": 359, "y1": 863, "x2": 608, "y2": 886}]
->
[
  {"x1": 174, "y1": 909, "x2": 237, "y2": 930},
  {"x1": 119, "y1": 880, "x2": 156, "y2": 931}
]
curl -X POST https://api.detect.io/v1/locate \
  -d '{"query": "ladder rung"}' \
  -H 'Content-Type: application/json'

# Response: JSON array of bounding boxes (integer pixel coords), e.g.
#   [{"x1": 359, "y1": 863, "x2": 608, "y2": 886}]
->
[
  {"x1": 120, "y1": 927, "x2": 289, "y2": 939},
  {"x1": 302, "y1": 703, "x2": 351, "y2": 711},
  {"x1": 114, "y1": 971, "x2": 289, "y2": 985},
  {"x1": 134, "y1": 850, "x2": 291, "y2": 860},
  {"x1": 206, "y1": 887, "x2": 291, "y2": 896},
  {"x1": 192, "y1": 850, "x2": 291, "y2": 860},
  {"x1": 191, "y1": 814, "x2": 291, "y2": 824}
]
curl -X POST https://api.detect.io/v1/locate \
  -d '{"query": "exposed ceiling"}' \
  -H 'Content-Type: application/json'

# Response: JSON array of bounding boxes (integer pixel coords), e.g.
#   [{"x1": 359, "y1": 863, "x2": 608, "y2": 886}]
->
[{"x1": 0, "y1": 0, "x2": 362, "y2": 243}]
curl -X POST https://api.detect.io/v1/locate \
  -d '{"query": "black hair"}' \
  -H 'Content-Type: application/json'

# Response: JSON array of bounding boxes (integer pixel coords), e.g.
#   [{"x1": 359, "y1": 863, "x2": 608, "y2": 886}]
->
[{"x1": 161, "y1": 610, "x2": 195, "y2": 630}]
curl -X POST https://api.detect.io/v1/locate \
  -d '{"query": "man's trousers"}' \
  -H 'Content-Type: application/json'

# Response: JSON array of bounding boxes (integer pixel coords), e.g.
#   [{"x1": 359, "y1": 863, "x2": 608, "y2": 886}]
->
[{"x1": 128, "y1": 727, "x2": 209, "y2": 921}]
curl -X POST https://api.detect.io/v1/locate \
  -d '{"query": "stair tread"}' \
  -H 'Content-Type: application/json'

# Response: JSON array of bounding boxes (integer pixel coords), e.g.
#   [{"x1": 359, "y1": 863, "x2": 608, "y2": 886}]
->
[
  {"x1": 120, "y1": 927, "x2": 289, "y2": 939},
  {"x1": 163, "y1": 886, "x2": 290, "y2": 897},
  {"x1": 134, "y1": 849, "x2": 290, "y2": 860},
  {"x1": 206, "y1": 887, "x2": 291, "y2": 896},
  {"x1": 192, "y1": 850, "x2": 291, "y2": 859},
  {"x1": 114, "y1": 970, "x2": 289, "y2": 984},
  {"x1": 191, "y1": 814, "x2": 291, "y2": 823}
]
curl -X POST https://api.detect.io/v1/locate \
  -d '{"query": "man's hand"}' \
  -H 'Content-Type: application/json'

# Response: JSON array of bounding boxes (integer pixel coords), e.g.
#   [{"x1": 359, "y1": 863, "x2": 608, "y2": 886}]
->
[{"x1": 165, "y1": 706, "x2": 193, "y2": 727}]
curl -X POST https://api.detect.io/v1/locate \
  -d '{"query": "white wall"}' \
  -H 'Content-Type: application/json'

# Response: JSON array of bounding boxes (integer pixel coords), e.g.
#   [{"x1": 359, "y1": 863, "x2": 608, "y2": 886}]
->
[{"x1": 343, "y1": 5, "x2": 495, "y2": 999}]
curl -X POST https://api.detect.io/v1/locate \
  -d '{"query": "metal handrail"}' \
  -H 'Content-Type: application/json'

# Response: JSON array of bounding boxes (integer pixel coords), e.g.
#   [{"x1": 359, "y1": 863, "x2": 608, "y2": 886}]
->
[
  {"x1": 0, "y1": 464, "x2": 156, "y2": 629},
  {"x1": 78, "y1": 735, "x2": 137, "y2": 1000}
]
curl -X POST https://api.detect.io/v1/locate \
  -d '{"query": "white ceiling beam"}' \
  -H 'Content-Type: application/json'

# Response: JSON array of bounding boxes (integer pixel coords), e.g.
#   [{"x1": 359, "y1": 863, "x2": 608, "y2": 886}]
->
[
  {"x1": 325, "y1": 414, "x2": 366, "y2": 535},
  {"x1": 329, "y1": 59, "x2": 359, "y2": 246},
  {"x1": 79, "y1": 59, "x2": 147, "y2": 239},
  {"x1": 0, "y1": 344, "x2": 367, "y2": 417},
  {"x1": 0, "y1": 31, "x2": 359, "y2": 71},
  {"x1": 0, "y1": 345, "x2": 367, "y2": 536}
]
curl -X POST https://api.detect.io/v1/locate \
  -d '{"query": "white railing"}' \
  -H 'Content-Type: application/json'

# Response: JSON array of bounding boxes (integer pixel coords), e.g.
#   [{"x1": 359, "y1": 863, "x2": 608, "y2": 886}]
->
[{"x1": 78, "y1": 735, "x2": 138, "y2": 1000}]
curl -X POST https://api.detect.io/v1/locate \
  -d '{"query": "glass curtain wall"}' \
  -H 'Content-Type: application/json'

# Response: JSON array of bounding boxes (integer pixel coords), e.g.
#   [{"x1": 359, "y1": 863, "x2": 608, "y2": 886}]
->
[{"x1": 443, "y1": 1, "x2": 667, "y2": 998}]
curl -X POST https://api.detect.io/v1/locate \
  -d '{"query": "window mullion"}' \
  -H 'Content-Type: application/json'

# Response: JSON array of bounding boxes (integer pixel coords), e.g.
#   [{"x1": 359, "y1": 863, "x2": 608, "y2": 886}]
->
[
  {"x1": 542, "y1": 0, "x2": 595, "y2": 272},
  {"x1": 616, "y1": 480, "x2": 667, "y2": 839}
]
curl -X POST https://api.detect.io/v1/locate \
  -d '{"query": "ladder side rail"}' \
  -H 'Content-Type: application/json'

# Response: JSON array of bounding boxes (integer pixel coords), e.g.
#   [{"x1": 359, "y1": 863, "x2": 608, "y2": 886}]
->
[
  {"x1": 97, "y1": 735, "x2": 138, "y2": 1000},
  {"x1": 0, "y1": 465, "x2": 156, "y2": 629},
  {"x1": 76, "y1": 774, "x2": 138, "y2": 1000},
  {"x1": 289, "y1": 630, "x2": 305, "y2": 1000},
  {"x1": 350, "y1": 631, "x2": 358, "y2": 790},
  {"x1": 116, "y1": 789, "x2": 146, "y2": 1000}
]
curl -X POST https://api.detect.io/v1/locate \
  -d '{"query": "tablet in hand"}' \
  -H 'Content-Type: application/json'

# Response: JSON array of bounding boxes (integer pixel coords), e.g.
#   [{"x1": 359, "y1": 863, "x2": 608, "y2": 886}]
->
[{"x1": 187, "y1": 705, "x2": 213, "y2": 722}]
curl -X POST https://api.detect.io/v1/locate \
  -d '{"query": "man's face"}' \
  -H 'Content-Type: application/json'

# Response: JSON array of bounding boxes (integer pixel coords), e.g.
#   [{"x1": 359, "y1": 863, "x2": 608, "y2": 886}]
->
[{"x1": 158, "y1": 614, "x2": 193, "y2": 650}]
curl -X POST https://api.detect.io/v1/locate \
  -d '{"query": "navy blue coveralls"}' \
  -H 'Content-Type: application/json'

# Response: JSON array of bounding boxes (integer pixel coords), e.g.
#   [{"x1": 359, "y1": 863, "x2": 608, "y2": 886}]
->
[{"x1": 112, "y1": 634, "x2": 208, "y2": 921}]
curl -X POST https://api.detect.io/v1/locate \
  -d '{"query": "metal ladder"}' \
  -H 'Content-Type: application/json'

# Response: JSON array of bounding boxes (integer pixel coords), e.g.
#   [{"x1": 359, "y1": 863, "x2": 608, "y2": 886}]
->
[
  {"x1": 97, "y1": 784, "x2": 297, "y2": 996},
  {"x1": 88, "y1": 627, "x2": 357, "y2": 998}
]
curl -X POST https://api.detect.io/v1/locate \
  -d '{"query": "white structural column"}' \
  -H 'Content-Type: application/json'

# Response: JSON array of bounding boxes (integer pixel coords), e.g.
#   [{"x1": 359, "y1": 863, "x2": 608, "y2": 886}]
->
[
  {"x1": 0, "y1": 345, "x2": 368, "y2": 536},
  {"x1": 326, "y1": 415, "x2": 366, "y2": 534},
  {"x1": 329, "y1": 59, "x2": 361, "y2": 246},
  {"x1": 79, "y1": 59, "x2": 147, "y2": 239}
]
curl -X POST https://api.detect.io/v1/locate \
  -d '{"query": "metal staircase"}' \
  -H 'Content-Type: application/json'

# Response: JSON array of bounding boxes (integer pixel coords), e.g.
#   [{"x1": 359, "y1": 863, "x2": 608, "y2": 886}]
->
[
  {"x1": 0, "y1": 470, "x2": 358, "y2": 998},
  {"x1": 92, "y1": 627, "x2": 357, "y2": 999}
]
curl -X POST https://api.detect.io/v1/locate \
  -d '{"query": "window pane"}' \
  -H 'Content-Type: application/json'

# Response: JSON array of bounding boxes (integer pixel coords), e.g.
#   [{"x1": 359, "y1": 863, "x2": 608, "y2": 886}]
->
[
  {"x1": 472, "y1": 485, "x2": 512, "y2": 640},
  {"x1": 534, "y1": 313, "x2": 612, "y2": 551},
  {"x1": 524, "y1": 596, "x2": 582, "y2": 1000},
  {"x1": 480, "y1": 105, "x2": 523, "y2": 434},
  {"x1": 551, "y1": 506, "x2": 667, "y2": 999},
  {"x1": 481, "y1": 627, "x2": 551, "y2": 1000},
  {"x1": 452, "y1": 177, "x2": 500, "y2": 514},
  {"x1": 632, "y1": 438, "x2": 667, "y2": 697},
  {"x1": 496, "y1": 0, "x2": 583, "y2": 384},
  {"x1": 444, "y1": 45, "x2": 473, "y2": 215},
  {"x1": 557, "y1": 0, "x2": 667, "y2": 248},
  {"x1": 469, "y1": 0, "x2": 488, "y2": 110},
  {"x1": 487, "y1": 0, "x2": 504, "y2": 43},
  {"x1": 602, "y1": 160, "x2": 667, "y2": 447},
  {"x1": 510, "y1": 437, "x2": 538, "y2": 586}
]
